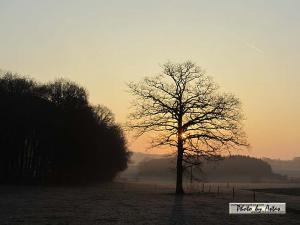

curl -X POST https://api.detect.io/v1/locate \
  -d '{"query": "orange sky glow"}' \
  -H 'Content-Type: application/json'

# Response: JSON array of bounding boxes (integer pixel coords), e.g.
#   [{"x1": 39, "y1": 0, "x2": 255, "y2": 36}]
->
[{"x1": 0, "y1": 0, "x2": 299, "y2": 159}]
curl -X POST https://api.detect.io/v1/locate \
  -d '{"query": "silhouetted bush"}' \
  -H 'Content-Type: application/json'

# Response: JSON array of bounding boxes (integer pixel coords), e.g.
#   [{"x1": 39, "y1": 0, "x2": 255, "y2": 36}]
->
[{"x1": 0, "y1": 72, "x2": 130, "y2": 185}]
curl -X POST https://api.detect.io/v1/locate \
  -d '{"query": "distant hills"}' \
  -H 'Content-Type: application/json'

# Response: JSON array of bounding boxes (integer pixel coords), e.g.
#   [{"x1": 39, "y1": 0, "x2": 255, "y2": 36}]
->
[
  {"x1": 121, "y1": 152, "x2": 296, "y2": 182},
  {"x1": 262, "y1": 157, "x2": 300, "y2": 179},
  {"x1": 128, "y1": 152, "x2": 170, "y2": 165}
]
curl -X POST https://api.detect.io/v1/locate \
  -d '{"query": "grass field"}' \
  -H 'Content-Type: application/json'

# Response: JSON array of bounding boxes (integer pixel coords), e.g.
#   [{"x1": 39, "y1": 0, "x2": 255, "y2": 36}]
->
[
  {"x1": 0, "y1": 182, "x2": 299, "y2": 225},
  {"x1": 252, "y1": 188, "x2": 300, "y2": 196}
]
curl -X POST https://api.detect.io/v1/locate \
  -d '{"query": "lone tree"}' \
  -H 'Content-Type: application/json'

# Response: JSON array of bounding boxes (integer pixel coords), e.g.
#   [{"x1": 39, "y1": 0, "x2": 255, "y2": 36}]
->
[{"x1": 127, "y1": 61, "x2": 248, "y2": 194}]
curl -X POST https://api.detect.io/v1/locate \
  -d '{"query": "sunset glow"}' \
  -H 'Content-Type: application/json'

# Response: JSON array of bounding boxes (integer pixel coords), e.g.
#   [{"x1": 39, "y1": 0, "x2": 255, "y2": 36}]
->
[{"x1": 0, "y1": 0, "x2": 299, "y2": 159}]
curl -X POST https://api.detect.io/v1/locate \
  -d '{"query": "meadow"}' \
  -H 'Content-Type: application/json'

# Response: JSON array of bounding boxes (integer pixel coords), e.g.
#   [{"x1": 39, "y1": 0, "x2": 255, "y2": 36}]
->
[{"x1": 0, "y1": 182, "x2": 299, "y2": 225}]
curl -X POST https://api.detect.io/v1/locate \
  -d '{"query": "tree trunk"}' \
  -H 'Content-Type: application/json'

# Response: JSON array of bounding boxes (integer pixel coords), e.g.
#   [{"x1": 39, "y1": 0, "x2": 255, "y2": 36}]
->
[{"x1": 176, "y1": 139, "x2": 184, "y2": 195}]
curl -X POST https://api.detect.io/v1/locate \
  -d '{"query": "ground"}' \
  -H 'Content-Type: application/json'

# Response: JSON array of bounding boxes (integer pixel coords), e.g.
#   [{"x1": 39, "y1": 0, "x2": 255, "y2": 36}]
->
[{"x1": 0, "y1": 182, "x2": 299, "y2": 225}]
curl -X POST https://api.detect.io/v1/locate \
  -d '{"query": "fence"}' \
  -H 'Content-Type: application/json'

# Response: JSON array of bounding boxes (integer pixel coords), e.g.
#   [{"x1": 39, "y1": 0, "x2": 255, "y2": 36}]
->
[{"x1": 183, "y1": 182, "x2": 261, "y2": 201}]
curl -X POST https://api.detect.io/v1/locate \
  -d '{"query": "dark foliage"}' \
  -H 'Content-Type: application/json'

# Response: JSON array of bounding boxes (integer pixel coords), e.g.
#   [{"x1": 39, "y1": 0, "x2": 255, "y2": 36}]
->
[{"x1": 0, "y1": 72, "x2": 130, "y2": 185}]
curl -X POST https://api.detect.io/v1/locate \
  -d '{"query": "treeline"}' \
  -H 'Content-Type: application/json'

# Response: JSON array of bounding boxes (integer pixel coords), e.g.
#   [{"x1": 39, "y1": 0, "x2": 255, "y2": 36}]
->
[
  {"x1": 0, "y1": 72, "x2": 130, "y2": 185},
  {"x1": 200, "y1": 155, "x2": 286, "y2": 182},
  {"x1": 137, "y1": 155, "x2": 286, "y2": 182},
  {"x1": 263, "y1": 157, "x2": 300, "y2": 178}
]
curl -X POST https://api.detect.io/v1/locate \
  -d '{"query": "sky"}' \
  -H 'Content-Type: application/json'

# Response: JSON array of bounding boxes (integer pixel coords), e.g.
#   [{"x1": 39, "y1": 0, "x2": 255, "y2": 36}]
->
[{"x1": 0, "y1": 0, "x2": 299, "y2": 159}]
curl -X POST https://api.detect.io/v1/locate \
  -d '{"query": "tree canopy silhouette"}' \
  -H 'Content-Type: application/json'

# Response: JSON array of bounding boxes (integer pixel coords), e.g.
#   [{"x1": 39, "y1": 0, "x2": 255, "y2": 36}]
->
[
  {"x1": 0, "y1": 72, "x2": 130, "y2": 185},
  {"x1": 127, "y1": 61, "x2": 248, "y2": 194}
]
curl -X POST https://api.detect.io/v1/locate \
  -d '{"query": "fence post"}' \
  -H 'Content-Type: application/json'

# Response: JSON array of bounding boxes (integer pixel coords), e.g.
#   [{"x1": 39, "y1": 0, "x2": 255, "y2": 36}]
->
[
  {"x1": 190, "y1": 166, "x2": 193, "y2": 184},
  {"x1": 253, "y1": 190, "x2": 256, "y2": 201},
  {"x1": 202, "y1": 183, "x2": 204, "y2": 192},
  {"x1": 232, "y1": 187, "x2": 235, "y2": 199}
]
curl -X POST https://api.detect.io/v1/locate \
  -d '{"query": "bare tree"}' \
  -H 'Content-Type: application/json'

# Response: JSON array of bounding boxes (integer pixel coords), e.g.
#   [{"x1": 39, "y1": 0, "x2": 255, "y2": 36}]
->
[{"x1": 127, "y1": 61, "x2": 248, "y2": 194}]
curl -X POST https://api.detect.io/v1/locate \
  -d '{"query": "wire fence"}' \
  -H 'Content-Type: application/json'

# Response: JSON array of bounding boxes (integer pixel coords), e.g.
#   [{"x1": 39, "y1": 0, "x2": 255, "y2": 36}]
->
[{"x1": 183, "y1": 182, "x2": 300, "y2": 210}]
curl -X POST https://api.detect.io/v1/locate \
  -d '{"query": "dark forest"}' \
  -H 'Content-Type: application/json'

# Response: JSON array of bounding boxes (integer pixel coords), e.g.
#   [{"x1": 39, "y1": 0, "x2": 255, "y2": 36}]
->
[{"x1": 0, "y1": 72, "x2": 130, "y2": 185}]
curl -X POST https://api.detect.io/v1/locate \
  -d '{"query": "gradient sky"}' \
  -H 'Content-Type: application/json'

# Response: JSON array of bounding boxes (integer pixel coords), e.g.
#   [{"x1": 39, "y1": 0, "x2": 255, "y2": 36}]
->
[{"x1": 1, "y1": 0, "x2": 299, "y2": 159}]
